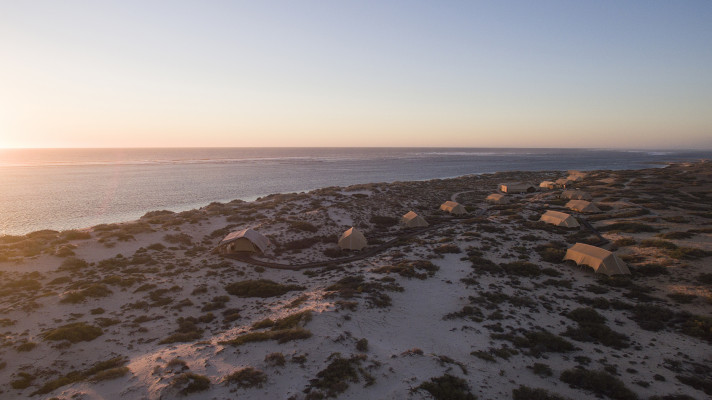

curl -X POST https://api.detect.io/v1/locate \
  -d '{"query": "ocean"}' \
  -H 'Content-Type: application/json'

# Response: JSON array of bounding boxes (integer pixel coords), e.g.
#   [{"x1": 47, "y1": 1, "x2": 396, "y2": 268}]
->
[{"x1": 1, "y1": 147, "x2": 710, "y2": 235}]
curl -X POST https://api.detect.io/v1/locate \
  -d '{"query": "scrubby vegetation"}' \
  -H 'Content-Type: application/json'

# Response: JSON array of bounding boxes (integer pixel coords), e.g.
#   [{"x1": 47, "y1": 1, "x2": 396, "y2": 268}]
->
[
  {"x1": 41, "y1": 322, "x2": 103, "y2": 343},
  {"x1": 32, "y1": 357, "x2": 128, "y2": 395},
  {"x1": 225, "y1": 279, "x2": 305, "y2": 297},
  {"x1": 304, "y1": 353, "x2": 376, "y2": 399},
  {"x1": 560, "y1": 368, "x2": 638, "y2": 400},
  {"x1": 224, "y1": 367, "x2": 267, "y2": 388},
  {"x1": 222, "y1": 310, "x2": 313, "y2": 346},
  {"x1": 371, "y1": 260, "x2": 438, "y2": 279},
  {"x1": 414, "y1": 374, "x2": 476, "y2": 400}
]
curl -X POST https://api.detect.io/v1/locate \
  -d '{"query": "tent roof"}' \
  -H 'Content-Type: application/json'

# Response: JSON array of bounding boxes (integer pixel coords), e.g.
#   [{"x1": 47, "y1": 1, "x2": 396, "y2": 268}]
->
[
  {"x1": 402, "y1": 211, "x2": 428, "y2": 227},
  {"x1": 441, "y1": 201, "x2": 460, "y2": 208},
  {"x1": 338, "y1": 227, "x2": 367, "y2": 250},
  {"x1": 402, "y1": 211, "x2": 419, "y2": 221},
  {"x1": 540, "y1": 210, "x2": 579, "y2": 227},
  {"x1": 564, "y1": 243, "x2": 630, "y2": 275},
  {"x1": 566, "y1": 200, "x2": 600, "y2": 212},
  {"x1": 220, "y1": 228, "x2": 271, "y2": 253}
]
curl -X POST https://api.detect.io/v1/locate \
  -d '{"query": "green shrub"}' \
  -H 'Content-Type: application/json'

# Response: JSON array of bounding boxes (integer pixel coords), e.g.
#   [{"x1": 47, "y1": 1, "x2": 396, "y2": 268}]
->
[
  {"x1": 530, "y1": 363, "x2": 553, "y2": 377},
  {"x1": 667, "y1": 247, "x2": 712, "y2": 260},
  {"x1": 560, "y1": 368, "x2": 638, "y2": 400},
  {"x1": 42, "y1": 322, "x2": 103, "y2": 343},
  {"x1": 163, "y1": 233, "x2": 193, "y2": 246},
  {"x1": 434, "y1": 244, "x2": 461, "y2": 254},
  {"x1": 356, "y1": 338, "x2": 369, "y2": 352},
  {"x1": 33, "y1": 357, "x2": 127, "y2": 395},
  {"x1": 171, "y1": 373, "x2": 210, "y2": 395},
  {"x1": 415, "y1": 374, "x2": 476, "y2": 400},
  {"x1": 500, "y1": 261, "x2": 541, "y2": 277},
  {"x1": 264, "y1": 352, "x2": 286, "y2": 367},
  {"x1": 567, "y1": 307, "x2": 606, "y2": 325},
  {"x1": 564, "y1": 323, "x2": 630, "y2": 349},
  {"x1": 599, "y1": 222, "x2": 658, "y2": 233},
  {"x1": 640, "y1": 239, "x2": 678, "y2": 250},
  {"x1": 512, "y1": 385, "x2": 569, "y2": 400},
  {"x1": 614, "y1": 237, "x2": 637, "y2": 247},
  {"x1": 631, "y1": 304, "x2": 673, "y2": 331},
  {"x1": 58, "y1": 257, "x2": 88, "y2": 271},
  {"x1": 222, "y1": 327, "x2": 312, "y2": 346},
  {"x1": 372, "y1": 260, "x2": 439, "y2": 279},
  {"x1": 631, "y1": 263, "x2": 668, "y2": 277},
  {"x1": 224, "y1": 367, "x2": 267, "y2": 388},
  {"x1": 305, "y1": 353, "x2": 373, "y2": 398},
  {"x1": 492, "y1": 329, "x2": 574, "y2": 356},
  {"x1": 90, "y1": 367, "x2": 130, "y2": 382},
  {"x1": 657, "y1": 231, "x2": 693, "y2": 240},
  {"x1": 11, "y1": 372, "x2": 35, "y2": 389},
  {"x1": 225, "y1": 279, "x2": 304, "y2": 298},
  {"x1": 16, "y1": 342, "x2": 37, "y2": 352},
  {"x1": 287, "y1": 220, "x2": 318, "y2": 233},
  {"x1": 370, "y1": 215, "x2": 398, "y2": 226}
]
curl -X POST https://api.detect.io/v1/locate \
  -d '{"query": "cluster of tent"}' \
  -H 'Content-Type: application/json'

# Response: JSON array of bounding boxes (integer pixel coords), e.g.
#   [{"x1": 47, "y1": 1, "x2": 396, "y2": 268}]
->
[
  {"x1": 215, "y1": 168, "x2": 632, "y2": 276},
  {"x1": 216, "y1": 209, "x2": 434, "y2": 255}
]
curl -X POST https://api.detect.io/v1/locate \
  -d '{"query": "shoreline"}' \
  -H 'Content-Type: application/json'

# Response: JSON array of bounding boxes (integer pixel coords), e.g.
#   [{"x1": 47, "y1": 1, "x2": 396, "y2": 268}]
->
[
  {"x1": 1, "y1": 161, "x2": 711, "y2": 399},
  {"x1": 1, "y1": 160, "x2": 686, "y2": 237}
]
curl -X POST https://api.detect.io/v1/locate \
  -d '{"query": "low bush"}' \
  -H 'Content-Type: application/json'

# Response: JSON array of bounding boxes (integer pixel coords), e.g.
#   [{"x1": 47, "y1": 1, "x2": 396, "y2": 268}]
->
[
  {"x1": 414, "y1": 374, "x2": 476, "y2": 400},
  {"x1": 599, "y1": 222, "x2": 659, "y2": 233},
  {"x1": 492, "y1": 329, "x2": 574, "y2": 356},
  {"x1": 225, "y1": 279, "x2": 305, "y2": 298},
  {"x1": 41, "y1": 322, "x2": 103, "y2": 343},
  {"x1": 287, "y1": 220, "x2": 319, "y2": 233},
  {"x1": 667, "y1": 247, "x2": 712, "y2": 260},
  {"x1": 32, "y1": 357, "x2": 127, "y2": 395},
  {"x1": 372, "y1": 260, "x2": 439, "y2": 279},
  {"x1": 631, "y1": 304, "x2": 673, "y2": 331},
  {"x1": 640, "y1": 239, "x2": 678, "y2": 250},
  {"x1": 370, "y1": 215, "x2": 398, "y2": 227},
  {"x1": 500, "y1": 261, "x2": 541, "y2": 277},
  {"x1": 170, "y1": 373, "x2": 210, "y2": 395},
  {"x1": 224, "y1": 367, "x2": 267, "y2": 388},
  {"x1": 567, "y1": 307, "x2": 606, "y2": 325},
  {"x1": 512, "y1": 386, "x2": 569, "y2": 400},
  {"x1": 614, "y1": 237, "x2": 637, "y2": 247},
  {"x1": 356, "y1": 338, "x2": 369, "y2": 352},
  {"x1": 305, "y1": 353, "x2": 374, "y2": 398},
  {"x1": 58, "y1": 257, "x2": 88, "y2": 271},
  {"x1": 560, "y1": 368, "x2": 638, "y2": 400},
  {"x1": 265, "y1": 352, "x2": 286, "y2": 367},
  {"x1": 657, "y1": 231, "x2": 693, "y2": 240}
]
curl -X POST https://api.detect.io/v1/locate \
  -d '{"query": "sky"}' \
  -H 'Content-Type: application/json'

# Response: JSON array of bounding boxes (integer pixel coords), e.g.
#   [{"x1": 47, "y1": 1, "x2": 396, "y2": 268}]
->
[{"x1": 0, "y1": 1, "x2": 711, "y2": 149}]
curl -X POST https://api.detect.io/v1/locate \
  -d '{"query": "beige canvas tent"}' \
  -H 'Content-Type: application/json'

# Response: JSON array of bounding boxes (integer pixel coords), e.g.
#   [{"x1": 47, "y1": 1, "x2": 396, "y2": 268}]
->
[
  {"x1": 539, "y1": 181, "x2": 556, "y2": 190},
  {"x1": 486, "y1": 193, "x2": 510, "y2": 204},
  {"x1": 499, "y1": 182, "x2": 536, "y2": 193},
  {"x1": 561, "y1": 190, "x2": 592, "y2": 201},
  {"x1": 440, "y1": 201, "x2": 467, "y2": 215},
  {"x1": 564, "y1": 243, "x2": 630, "y2": 276},
  {"x1": 401, "y1": 211, "x2": 429, "y2": 228},
  {"x1": 566, "y1": 200, "x2": 601, "y2": 213},
  {"x1": 539, "y1": 210, "x2": 580, "y2": 228},
  {"x1": 338, "y1": 227, "x2": 367, "y2": 250},
  {"x1": 216, "y1": 228, "x2": 270, "y2": 254}
]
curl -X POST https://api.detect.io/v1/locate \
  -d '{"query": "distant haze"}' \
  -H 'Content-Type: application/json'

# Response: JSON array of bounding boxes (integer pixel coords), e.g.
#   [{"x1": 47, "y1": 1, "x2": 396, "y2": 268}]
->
[{"x1": 1, "y1": 1, "x2": 711, "y2": 149}]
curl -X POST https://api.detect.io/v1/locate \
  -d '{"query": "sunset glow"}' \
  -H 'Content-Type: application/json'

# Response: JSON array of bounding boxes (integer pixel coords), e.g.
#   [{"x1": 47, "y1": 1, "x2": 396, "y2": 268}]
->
[{"x1": 1, "y1": 1, "x2": 710, "y2": 149}]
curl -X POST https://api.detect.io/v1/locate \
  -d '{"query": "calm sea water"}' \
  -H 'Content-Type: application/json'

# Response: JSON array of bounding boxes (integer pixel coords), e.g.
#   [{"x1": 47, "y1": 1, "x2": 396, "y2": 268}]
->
[{"x1": 1, "y1": 148, "x2": 710, "y2": 235}]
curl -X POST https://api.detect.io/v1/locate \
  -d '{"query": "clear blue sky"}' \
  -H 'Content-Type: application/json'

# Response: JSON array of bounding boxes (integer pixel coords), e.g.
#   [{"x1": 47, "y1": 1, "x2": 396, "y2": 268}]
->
[{"x1": 1, "y1": 1, "x2": 710, "y2": 148}]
